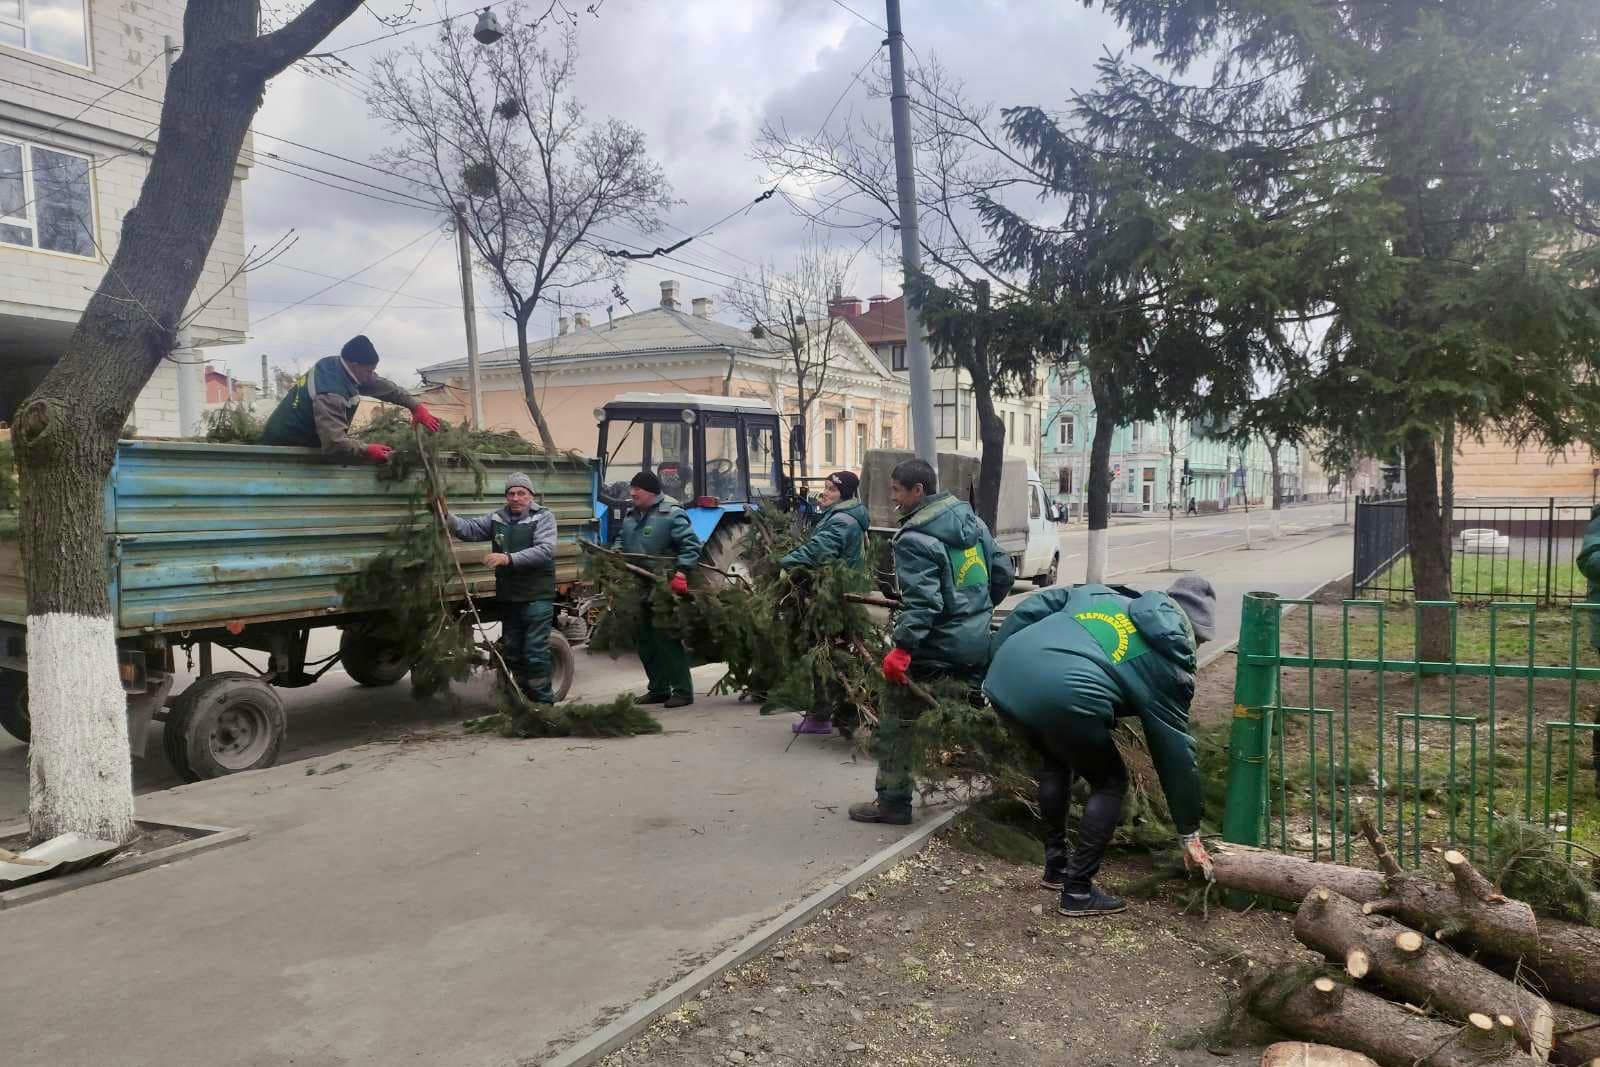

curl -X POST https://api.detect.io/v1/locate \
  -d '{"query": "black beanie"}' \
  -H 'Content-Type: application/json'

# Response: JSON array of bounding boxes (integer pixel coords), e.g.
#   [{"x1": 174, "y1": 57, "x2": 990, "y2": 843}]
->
[
  {"x1": 342, "y1": 335, "x2": 380, "y2": 365},
  {"x1": 630, "y1": 470, "x2": 662, "y2": 494},
  {"x1": 827, "y1": 470, "x2": 860, "y2": 500}
]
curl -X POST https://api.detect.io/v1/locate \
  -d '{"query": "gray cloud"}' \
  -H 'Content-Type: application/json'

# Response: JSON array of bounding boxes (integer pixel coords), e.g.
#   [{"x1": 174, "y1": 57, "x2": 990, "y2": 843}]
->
[{"x1": 229, "y1": 0, "x2": 1127, "y2": 393}]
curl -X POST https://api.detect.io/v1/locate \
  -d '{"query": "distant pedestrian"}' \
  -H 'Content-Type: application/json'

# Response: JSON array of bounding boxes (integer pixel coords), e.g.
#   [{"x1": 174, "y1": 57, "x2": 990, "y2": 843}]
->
[{"x1": 1186, "y1": 497, "x2": 1198, "y2": 516}]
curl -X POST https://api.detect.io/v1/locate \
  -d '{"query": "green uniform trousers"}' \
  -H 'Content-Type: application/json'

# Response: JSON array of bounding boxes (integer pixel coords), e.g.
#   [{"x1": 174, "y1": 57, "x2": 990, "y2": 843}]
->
[{"x1": 637, "y1": 609, "x2": 693, "y2": 699}]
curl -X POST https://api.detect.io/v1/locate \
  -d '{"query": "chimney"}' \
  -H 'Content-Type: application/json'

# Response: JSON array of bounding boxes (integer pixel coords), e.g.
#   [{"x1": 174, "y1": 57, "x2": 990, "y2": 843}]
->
[
  {"x1": 558, "y1": 315, "x2": 570, "y2": 336},
  {"x1": 574, "y1": 311, "x2": 591, "y2": 328},
  {"x1": 868, "y1": 294, "x2": 890, "y2": 310},
  {"x1": 660, "y1": 280, "x2": 681, "y2": 310},
  {"x1": 692, "y1": 296, "x2": 713, "y2": 319},
  {"x1": 828, "y1": 294, "x2": 863, "y2": 319}
]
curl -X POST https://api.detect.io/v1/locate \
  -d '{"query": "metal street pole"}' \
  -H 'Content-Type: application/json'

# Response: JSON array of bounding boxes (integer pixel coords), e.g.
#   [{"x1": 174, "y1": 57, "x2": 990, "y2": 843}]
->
[
  {"x1": 454, "y1": 203, "x2": 484, "y2": 430},
  {"x1": 885, "y1": 0, "x2": 935, "y2": 464}
]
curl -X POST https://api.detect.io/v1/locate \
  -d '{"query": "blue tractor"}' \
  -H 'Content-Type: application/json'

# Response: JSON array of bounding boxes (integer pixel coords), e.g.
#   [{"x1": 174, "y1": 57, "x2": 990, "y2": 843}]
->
[{"x1": 592, "y1": 393, "x2": 803, "y2": 576}]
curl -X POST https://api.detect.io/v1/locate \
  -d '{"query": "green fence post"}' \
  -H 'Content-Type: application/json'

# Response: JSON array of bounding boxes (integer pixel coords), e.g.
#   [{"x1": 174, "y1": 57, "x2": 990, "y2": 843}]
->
[{"x1": 1222, "y1": 592, "x2": 1281, "y2": 850}]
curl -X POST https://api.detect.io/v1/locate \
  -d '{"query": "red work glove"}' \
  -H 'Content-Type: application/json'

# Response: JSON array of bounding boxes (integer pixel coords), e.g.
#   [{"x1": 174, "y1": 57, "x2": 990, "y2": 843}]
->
[
  {"x1": 882, "y1": 647, "x2": 912, "y2": 685},
  {"x1": 411, "y1": 403, "x2": 441, "y2": 433},
  {"x1": 669, "y1": 572, "x2": 690, "y2": 596},
  {"x1": 365, "y1": 443, "x2": 394, "y2": 463}
]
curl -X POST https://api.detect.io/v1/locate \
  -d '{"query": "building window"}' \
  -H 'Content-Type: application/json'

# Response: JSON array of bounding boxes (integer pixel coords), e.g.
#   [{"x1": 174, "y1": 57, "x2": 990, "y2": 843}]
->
[
  {"x1": 824, "y1": 418, "x2": 837, "y2": 464},
  {"x1": 1059, "y1": 467, "x2": 1072, "y2": 495},
  {"x1": 1064, "y1": 373, "x2": 1076, "y2": 397},
  {"x1": 855, "y1": 422, "x2": 866, "y2": 464},
  {"x1": 1007, "y1": 411, "x2": 1015, "y2": 444},
  {"x1": 1, "y1": 0, "x2": 90, "y2": 66},
  {"x1": 934, "y1": 390, "x2": 957, "y2": 438},
  {"x1": 0, "y1": 138, "x2": 96, "y2": 257},
  {"x1": 1059, "y1": 417, "x2": 1075, "y2": 447},
  {"x1": 959, "y1": 393, "x2": 972, "y2": 441},
  {"x1": 1130, "y1": 421, "x2": 1143, "y2": 447},
  {"x1": 931, "y1": 348, "x2": 953, "y2": 370},
  {"x1": 890, "y1": 344, "x2": 906, "y2": 371},
  {"x1": 1024, "y1": 413, "x2": 1033, "y2": 446},
  {"x1": 881, "y1": 420, "x2": 894, "y2": 448}
]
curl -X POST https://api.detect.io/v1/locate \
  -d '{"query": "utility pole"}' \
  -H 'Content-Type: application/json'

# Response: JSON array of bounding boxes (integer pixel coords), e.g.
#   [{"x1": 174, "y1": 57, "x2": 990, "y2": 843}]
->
[
  {"x1": 885, "y1": 0, "x2": 935, "y2": 464},
  {"x1": 453, "y1": 203, "x2": 484, "y2": 430},
  {"x1": 167, "y1": 34, "x2": 203, "y2": 438}
]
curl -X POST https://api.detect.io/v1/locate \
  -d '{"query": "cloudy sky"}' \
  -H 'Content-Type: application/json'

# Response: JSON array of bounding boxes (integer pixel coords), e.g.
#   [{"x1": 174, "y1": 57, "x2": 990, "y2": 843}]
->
[{"x1": 232, "y1": 0, "x2": 1129, "y2": 391}]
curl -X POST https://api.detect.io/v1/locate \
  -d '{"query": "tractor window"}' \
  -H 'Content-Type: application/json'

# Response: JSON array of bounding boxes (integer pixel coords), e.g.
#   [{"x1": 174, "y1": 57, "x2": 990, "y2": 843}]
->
[
  {"x1": 704, "y1": 420, "x2": 742, "y2": 502},
  {"x1": 599, "y1": 417, "x2": 696, "y2": 504},
  {"x1": 746, "y1": 423, "x2": 779, "y2": 500},
  {"x1": 654, "y1": 421, "x2": 692, "y2": 501}
]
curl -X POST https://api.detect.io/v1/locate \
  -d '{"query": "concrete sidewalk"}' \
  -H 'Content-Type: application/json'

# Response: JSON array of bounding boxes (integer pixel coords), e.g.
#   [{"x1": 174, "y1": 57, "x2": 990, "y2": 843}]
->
[{"x1": 1, "y1": 696, "x2": 934, "y2": 1067}]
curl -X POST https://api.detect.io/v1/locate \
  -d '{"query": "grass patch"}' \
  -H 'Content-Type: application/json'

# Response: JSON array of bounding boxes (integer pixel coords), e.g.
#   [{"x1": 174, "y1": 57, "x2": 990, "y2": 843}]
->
[{"x1": 1365, "y1": 551, "x2": 1586, "y2": 603}]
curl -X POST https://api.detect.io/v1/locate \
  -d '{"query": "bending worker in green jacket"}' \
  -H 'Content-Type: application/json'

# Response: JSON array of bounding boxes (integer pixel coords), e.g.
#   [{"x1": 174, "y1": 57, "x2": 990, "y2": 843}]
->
[
  {"x1": 617, "y1": 470, "x2": 702, "y2": 708},
  {"x1": 1572, "y1": 505, "x2": 1600, "y2": 795},
  {"x1": 446, "y1": 473, "x2": 559, "y2": 704},
  {"x1": 983, "y1": 576, "x2": 1218, "y2": 917},
  {"x1": 260, "y1": 335, "x2": 441, "y2": 461},
  {"x1": 779, "y1": 470, "x2": 871, "y2": 736},
  {"x1": 851, "y1": 458, "x2": 1014, "y2": 825}
]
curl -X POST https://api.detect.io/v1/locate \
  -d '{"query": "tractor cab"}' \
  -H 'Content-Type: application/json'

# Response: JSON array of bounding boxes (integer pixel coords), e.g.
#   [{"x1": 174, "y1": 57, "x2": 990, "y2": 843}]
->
[{"x1": 593, "y1": 393, "x2": 793, "y2": 546}]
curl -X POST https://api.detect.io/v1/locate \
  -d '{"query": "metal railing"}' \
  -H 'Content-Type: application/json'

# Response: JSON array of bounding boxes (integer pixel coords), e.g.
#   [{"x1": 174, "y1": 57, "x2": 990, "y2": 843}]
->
[
  {"x1": 1354, "y1": 497, "x2": 1595, "y2": 604},
  {"x1": 1220, "y1": 593, "x2": 1600, "y2": 868}
]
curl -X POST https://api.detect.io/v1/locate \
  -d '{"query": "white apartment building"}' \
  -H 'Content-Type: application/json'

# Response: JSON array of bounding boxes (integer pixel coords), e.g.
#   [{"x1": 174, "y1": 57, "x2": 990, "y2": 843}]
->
[{"x1": 0, "y1": 0, "x2": 249, "y2": 434}]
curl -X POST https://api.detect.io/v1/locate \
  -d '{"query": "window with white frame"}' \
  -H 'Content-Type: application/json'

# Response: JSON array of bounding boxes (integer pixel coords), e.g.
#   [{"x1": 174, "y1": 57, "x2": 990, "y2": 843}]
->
[
  {"x1": 0, "y1": 137, "x2": 96, "y2": 257},
  {"x1": 824, "y1": 418, "x2": 838, "y2": 464},
  {"x1": 1130, "y1": 421, "x2": 1143, "y2": 447},
  {"x1": 0, "y1": 0, "x2": 90, "y2": 66},
  {"x1": 934, "y1": 389, "x2": 957, "y2": 437},
  {"x1": 1024, "y1": 412, "x2": 1033, "y2": 445},
  {"x1": 1059, "y1": 416, "x2": 1075, "y2": 447},
  {"x1": 959, "y1": 393, "x2": 972, "y2": 440}
]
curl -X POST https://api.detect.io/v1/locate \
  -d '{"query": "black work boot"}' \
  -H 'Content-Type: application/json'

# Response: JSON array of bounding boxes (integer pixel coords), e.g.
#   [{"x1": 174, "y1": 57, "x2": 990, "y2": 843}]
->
[
  {"x1": 637, "y1": 692, "x2": 669, "y2": 705},
  {"x1": 664, "y1": 692, "x2": 694, "y2": 708},
  {"x1": 1041, "y1": 849, "x2": 1069, "y2": 893},
  {"x1": 1057, "y1": 885, "x2": 1127, "y2": 917},
  {"x1": 848, "y1": 800, "x2": 912, "y2": 825}
]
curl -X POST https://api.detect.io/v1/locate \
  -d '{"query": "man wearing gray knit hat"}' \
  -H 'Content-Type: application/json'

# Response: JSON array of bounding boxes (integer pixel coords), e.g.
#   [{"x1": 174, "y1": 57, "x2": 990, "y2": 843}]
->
[
  {"x1": 444, "y1": 473, "x2": 559, "y2": 703},
  {"x1": 982, "y1": 575, "x2": 1216, "y2": 917}
]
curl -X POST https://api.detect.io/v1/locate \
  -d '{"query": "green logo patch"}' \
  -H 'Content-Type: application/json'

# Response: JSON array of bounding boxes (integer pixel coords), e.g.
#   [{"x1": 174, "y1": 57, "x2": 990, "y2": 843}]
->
[
  {"x1": 1072, "y1": 610, "x2": 1149, "y2": 664},
  {"x1": 947, "y1": 543, "x2": 989, "y2": 589}
]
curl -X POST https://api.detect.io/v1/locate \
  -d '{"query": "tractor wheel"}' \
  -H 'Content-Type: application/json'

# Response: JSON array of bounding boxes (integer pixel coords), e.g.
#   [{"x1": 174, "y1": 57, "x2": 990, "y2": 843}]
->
[
  {"x1": 548, "y1": 630, "x2": 575, "y2": 702},
  {"x1": 339, "y1": 626, "x2": 411, "y2": 688},
  {"x1": 164, "y1": 672, "x2": 286, "y2": 781},
  {"x1": 701, "y1": 522, "x2": 753, "y2": 587},
  {"x1": 0, "y1": 669, "x2": 28, "y2": 744}
]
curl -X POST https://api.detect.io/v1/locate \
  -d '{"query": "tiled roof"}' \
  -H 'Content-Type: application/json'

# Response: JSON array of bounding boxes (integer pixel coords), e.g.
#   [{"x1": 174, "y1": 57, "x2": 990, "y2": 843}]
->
[{"x1": 842, "y1": 295, "x2": 906, "y2": 346}]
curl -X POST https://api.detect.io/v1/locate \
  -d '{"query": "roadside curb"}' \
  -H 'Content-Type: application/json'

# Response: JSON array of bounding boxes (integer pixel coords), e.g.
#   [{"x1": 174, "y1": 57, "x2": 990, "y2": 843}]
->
[
  {"x1": 538, "y1": 806, "x2": 964, "y2": 1067},
  {"x1": 1196, "y1": 569, "x2": 1354, "y2": 672}
]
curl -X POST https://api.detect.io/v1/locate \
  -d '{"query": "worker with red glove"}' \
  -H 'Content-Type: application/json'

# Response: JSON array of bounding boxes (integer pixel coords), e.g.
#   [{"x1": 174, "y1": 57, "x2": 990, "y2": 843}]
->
[
  {"x1": 849, "y1": 458, "x2": 1014, "y2": 825},
  {"x1": 617, "y1": 470, "x2": 702, "y2": 707},
  {"x1": 260, "y1": 334, "x2": 441, "y2": 461}
]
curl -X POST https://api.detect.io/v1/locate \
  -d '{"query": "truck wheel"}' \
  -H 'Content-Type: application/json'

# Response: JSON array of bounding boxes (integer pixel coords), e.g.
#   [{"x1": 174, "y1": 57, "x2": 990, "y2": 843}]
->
[
  {"x1": 164, "y1": 672, "x2": 286, "y2": 782},
  {"x1": 548, "y1": 630, "x2": 575, "y2": 702},
  {"x1": 339, "y1": 627, "x2": 411, "y2": 688},
  {"x1": 1036, "y1": 552, "x2": 1059, "y2": 588},
  {"x1": 702, "y1": 523, "x2": 752, "y2": 587},
  {"x1": 0, "y1": 670, "x2": 29, "y2": 744}
]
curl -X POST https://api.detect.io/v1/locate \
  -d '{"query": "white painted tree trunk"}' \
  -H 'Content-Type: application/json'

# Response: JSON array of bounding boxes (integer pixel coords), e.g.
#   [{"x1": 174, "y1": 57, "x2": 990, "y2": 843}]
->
[
  {"x1": 1269, "y1": 508, "x2": 1281, "y2": 540},
  {"x1": 1244, "y1": 507, "x2": 1253, "y2": 549},
  {"x1": 1167, "y1": 514, "x2": 1176, "y2": 570},
  {"x1": 1086, "y1": 528, "x2": 1108, "y2": 583},
  {"x1": 28, "y1": 613, "x2": 134, "y2": 843}
]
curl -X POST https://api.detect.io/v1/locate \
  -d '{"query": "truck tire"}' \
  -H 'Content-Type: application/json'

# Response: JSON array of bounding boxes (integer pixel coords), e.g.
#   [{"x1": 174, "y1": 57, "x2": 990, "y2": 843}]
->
[
  {"x1": 0, "y1": 670, "x2": 29, "y2": 744},
  {"x1": 702, "y1": 522, "x2": 752, "y2": 587},
  {"x1": 339, "y1": 627, "x2": 411, "y2": 688},
  {"x1": 549, "y1": 630, "x2": 574, "y2": 702},
  {"x1": 1035, "y1": 552, "x2": 1059, "y2": 588},
  {"x1": 164, "y1": 672, "x2": 286, "y2": 782}
]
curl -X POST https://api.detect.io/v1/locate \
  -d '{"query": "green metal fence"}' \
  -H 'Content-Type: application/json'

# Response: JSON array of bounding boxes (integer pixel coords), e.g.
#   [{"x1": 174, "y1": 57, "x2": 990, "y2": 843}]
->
[{"x1": 1220, "y1": 592, "x2": 1600, "y2": 867}]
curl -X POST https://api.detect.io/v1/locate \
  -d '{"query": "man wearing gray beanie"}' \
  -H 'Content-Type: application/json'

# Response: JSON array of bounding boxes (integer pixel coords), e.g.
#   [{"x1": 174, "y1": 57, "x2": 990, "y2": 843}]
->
[
  {"x1": 982, "y1": 576, "x2": 1217, "y2": 917},
  {"x1": 444, "y1": 473, "x2": 559, "y2": 704}
]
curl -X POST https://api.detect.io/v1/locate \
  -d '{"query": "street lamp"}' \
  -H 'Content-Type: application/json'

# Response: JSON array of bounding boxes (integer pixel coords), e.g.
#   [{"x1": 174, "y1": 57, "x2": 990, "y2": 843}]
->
[{"x1": 473, "y1": 8, "x2": 504, "y2": 44}]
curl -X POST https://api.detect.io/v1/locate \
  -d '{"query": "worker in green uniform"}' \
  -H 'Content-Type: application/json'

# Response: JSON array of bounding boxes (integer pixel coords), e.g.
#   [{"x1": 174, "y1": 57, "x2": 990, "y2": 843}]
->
[
  {"x1": 780, "y1": 470, "x2": 871, "y2": 736},
  {"x1": 1573, "y1": 506, "x2": 1600, "y2": 796},
  {"x1": 982, "y1": 576, "x2": 1218, "y2": 917},
  {"x1": 260, "y1": 335, "x2": 441, "y2": 461},
  {"x1": 850, "y1": 458, "x2": 1014, "y2": 825},
  {"x1": 618, "y1": 470, "x2": 702, "y2": 708},
  {"x1": 446, "y1": 473, "x2": 559, "y2": 704}
]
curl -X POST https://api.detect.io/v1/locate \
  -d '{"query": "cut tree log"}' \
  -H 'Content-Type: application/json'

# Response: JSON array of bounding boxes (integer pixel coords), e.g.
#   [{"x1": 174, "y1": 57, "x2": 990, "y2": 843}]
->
[
  {"x1": 1260, "y1": 1041, "x2": 1380, "y2": 1067},
  {"x1": 1209, "y1": 838, "x2": 1600, "y2": 1016},
  {"x1": 1293, "y1": 888, "x2": 1600, "y2": 1065},
  {"x1": 1246, "y1": 971, "x2": 1542, "y2": 1067}
]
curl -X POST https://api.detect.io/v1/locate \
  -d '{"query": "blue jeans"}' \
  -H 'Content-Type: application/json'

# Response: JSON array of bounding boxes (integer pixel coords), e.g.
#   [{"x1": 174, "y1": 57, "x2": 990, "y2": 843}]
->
[{"x1": 504, "y1": 600, "x2": 555, "y2": 703}]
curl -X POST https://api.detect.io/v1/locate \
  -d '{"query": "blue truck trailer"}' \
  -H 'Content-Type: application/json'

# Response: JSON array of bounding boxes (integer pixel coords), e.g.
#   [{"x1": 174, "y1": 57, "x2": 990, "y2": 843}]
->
[{"x1": 0, "y1": 440, "x2": 596, "y2": 781}]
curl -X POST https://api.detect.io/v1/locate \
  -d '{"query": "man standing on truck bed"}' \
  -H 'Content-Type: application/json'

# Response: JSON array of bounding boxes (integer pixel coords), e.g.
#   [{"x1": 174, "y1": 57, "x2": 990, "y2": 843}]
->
[
  {"x1": 851, "y1": 458, "x2": 1013, "y2": 825},
  {"x1": 618, "y1": 470, "x2": 701, "y2": 708},
  {"x1": 446, "y1": 473, "x2": 560, "y2": 704},
  {"x1": 260, "y1": 335, "x2": 441, "y2": 461},
  {"x1": 779, "y1": 470, "x2": 870, "y2": 736}
]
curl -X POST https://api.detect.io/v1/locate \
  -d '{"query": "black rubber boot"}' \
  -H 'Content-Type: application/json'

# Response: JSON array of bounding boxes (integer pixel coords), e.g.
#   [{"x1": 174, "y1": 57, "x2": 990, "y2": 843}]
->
[{"x1": 1038, "y1": 763, "x2": 1072, "y2": 890}]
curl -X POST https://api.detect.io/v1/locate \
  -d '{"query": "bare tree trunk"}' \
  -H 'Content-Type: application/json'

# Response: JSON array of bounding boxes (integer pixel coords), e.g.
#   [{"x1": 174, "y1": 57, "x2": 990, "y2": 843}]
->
[
  {"x1": 1404, "y1": 429, "x2": 1452, "y2": 662},
  {"x1": 514, "y1": 312, "x2": 558, "y2": 451},
  {"x1": 1440, "y1": 419, "x2": 1456, "y2": 569},
  {"x1": 1268, "y1": 438, "x2": 1284, "y2": 539},
  {"x1": 971, "y1": 361, "x2": 1005, "y2": 530},
  {"x1": 1086, "y1": 369, "x2": 1116, "y2": 583},
  {"x1": 18, "y1": 0, "x2": 365, "y2": 844}
]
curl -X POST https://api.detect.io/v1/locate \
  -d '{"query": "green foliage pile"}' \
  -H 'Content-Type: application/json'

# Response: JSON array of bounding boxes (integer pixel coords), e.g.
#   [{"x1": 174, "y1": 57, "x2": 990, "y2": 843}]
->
[
  {"x1": 462, "y1": 694, "x2": 662, "y2": 739},
  {"x1": 200, "y1": 401, "x2": 263, "y2": 443},
  {"x1": 1486, "y1": 818, "x2": 1599, "y2": 926}
]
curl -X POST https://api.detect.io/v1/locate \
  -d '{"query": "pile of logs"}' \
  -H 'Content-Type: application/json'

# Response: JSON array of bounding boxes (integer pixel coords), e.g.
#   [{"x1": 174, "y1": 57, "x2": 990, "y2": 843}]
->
[{"x1": 1209, "y1": 820, "x2": 1600, "y2": 1067}]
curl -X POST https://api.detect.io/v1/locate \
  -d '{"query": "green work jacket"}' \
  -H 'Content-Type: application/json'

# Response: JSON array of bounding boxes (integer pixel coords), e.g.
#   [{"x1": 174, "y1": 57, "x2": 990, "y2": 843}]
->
[
  {"x1": 890, "y1": 492, "x2": 1012, "y2": 673},
  {"x1": 983, "y1": 583, "x2": 1204, "y2": 834},
  {"x1": 781, "y1": 499, "x2": 869, "y2": 570}
]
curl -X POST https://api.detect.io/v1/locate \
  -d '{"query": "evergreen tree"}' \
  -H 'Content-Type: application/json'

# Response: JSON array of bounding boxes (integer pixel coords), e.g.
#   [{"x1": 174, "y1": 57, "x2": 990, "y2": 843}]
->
[{"x1": 1081, "y1": 0, "x2": 1600, "y2": 656}]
